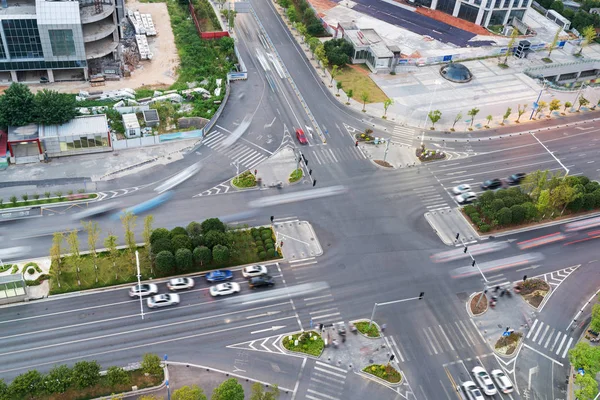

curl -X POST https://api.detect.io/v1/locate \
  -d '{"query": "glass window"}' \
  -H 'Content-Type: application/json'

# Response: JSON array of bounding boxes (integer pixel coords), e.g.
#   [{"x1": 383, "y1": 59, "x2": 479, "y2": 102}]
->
[
  {"x1": 73, "y1": 139, "x2": 81, "y2": 148},
  {"x1": 66, "y1": 140, "x2": 75, "y2": 149},
  {"x1": 509, "y1": 9, "x2": 525, "y2": 20},
  {"x1": 1, "y1": 19, "x2": 43, "y2": 59},
  {"x1": 437, "y1": 0, "x2": 456, "y2": 14},
  {"x1": 102, "y1": 136, "x2": 109, "y2": 146},
  {"x1": 95, "y1": 135, "x2": 103, "y2": 146},
  {"x1": 489, "y1": 9, "x2": 507, "y2": 24},
  {"x1": 458, "y1": 3, "x2": 479, "y2": 22},
  {"x1": 80, "y1": 137, "x2": 88, "y2": 148},
  {"x1": 49, "y1": 29, "x2": 76, "y2": 57}
]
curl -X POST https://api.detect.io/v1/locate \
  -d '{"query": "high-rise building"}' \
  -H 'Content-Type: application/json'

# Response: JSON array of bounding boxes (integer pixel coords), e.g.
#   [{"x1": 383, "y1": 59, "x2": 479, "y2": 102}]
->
[
  {"x1": 0, "y1": 0, "x2": 123, "y2": 83},
  {"x1": 415, "y1": 0, "x2": 532, "y2": 27}
]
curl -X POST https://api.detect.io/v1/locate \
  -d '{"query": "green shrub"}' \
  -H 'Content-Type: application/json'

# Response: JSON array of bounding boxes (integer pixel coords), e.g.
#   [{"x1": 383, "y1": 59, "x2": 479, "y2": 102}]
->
[
  {"x1": 496, "y1": 207, "x2": 512, "y2": 226},
  {"x1": 186, "y1": 221, "x2": 203, "y2": 237},
  {"x1": 479, "y1": 224, "x2": 491, "y2": 233},
  {"x1": 43, "y1": 365, "x2": 72, "y2": 394},
  {"x1": 193, "y1": 246, "x2": 212, "y2": 266},
  {"x1": 232, "y1": 171, "x2": 257, "y2": 188},
  {"x1": 151, "y1": 237, "x2": 174, "y2": 255},
  {"x1": 583, "y1": 193, "x2": 595, "y2": 210},
  {"x1": 27, "y1": 267, "x2": 35, "y2": 275},
  {"x1": 204, "y1": 230, "x2": 228, "y2": 249},
  {"x1": 491, "y1": 199, "x2": 505, "y2": 212},
  {"x1": 201, "y1": 218, "x2": 226, "y2": 233},
  {"x1": 25, "y1": 274, "x2": 50, "y2": 286},
  {"x1": 155, "y1": 251, "x2": 175, "y2": 275},
  {"x1": 259, "y1": 251, "x2": 267, "y2": 260},
  {"x1": 264, "y1": 239, "x2": 274, "y2": 246},
  {"x1": 175, "y1": 248, "x2": 193, "y2": 272},
  {"x1": 463, "y1": 205, "x2": 477, "y2": 215},
  {"x1": 10, "y1": 265, "x2": 18, "y2": 274},
  {"x1": 289, "y1": 168, "x2": 303, "y2": 183},
  {"x1": 170, "y1": 226, "x2": 188, "y2": 238},
  {"x1": 150, "y1": 228, "x2": 170, "y2": 244},
  {"x1": 141, "y1": 353, "x2": 163, "y2": 376},
  {"x1": 212, "y1": 244, "x2": 230, "y2": 263},
  {"x1": 172, "y1": 234, "x2": 193, "y2": 251},
  {"x1": 510, "y1": 204, "x2": 526, "y2": 224},
  {"x1": 106, "y1": 366, "x2": 130, "y2": 387},
  {"x1": 72, "y1": 360, "x2": 101, "y2": 389}
]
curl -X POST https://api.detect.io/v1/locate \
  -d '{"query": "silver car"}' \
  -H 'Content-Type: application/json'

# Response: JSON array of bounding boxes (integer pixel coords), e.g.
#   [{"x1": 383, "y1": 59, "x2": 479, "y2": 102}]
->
[
  {"x1": 147, "y1": 293, "x2": 180, "y2": 308},
  {"x1": 472, "y1": 366, "x2": 497, "y2": 396},
  {"x1": 452, "y1": 184, "x2": 472, "y2": 195},
  {"x1": 242, "y1": 265, "x2": 268, "y2": 278},
  {"x1": 491, "y1": 369, "x2": 514, "y2": 393},
  {"x1": 167, "y1": 277, "x2": 194, "y2": 291},
  {"x1": 209, "y1": 282, "x2": 241, "y2": 297},
  {"x1": 461, "y1": 381, "x2": 484, "y2": 400},
  {"x1": 129, "y1": 283, "x2": 158, "y2": 298}
]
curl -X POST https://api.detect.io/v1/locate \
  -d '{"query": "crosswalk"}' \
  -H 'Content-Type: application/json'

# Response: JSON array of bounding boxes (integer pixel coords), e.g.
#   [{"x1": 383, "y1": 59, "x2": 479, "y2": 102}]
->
[
  {"x1": 526, "y1": 319, "x2": 574, "y2": 359},
  {"x1": 413, "y1": 185, "x2": 451, "y2": 212},
  {"x1": 388, "y1": 125, "x2": 418, "y2": 146},
  {"x1": 304, "y1": 360, "x2": 348, "y2": 400},
  {"x1": 307, "y1": 146, "x2": 366, "y2": 165},
  {"x1": 202, "y1": 130, "x2": 270, "y2": 170}
]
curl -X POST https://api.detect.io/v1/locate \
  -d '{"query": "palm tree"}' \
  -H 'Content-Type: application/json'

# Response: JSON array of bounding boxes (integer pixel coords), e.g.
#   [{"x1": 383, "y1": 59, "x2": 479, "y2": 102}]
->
[
  {"x1": 467, "y1": 108, "x2": 480, "y2": 129},
  {"x1": 485, "y1": 114, "x2": 493, "y2": 128},
  {"x1": 346, "y1": 89, "x2": 353, "y2": 105},
  {"x1": 383, "y1": 98, "x2": 393, "y2": 118},
  {"x1": 360, "y1": 92, "x2": 370, "y2": 112},
  {"x1": 336, "y1": 81, "x2": 343, "y2": 97}
]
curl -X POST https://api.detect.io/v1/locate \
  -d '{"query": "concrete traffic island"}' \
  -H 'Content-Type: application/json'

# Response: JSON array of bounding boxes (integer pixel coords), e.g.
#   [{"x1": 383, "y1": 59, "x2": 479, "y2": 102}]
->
[
  {"x1": 493, "y1": 331, "x2": 524, "y2": 357},
  {"x1": 255, "y1": 147, "x2": 309, "y2": 189},
  {"x1": 515, "y1": 279, "x2": 551, "y2": 310},
  {"x1": 358, "y1": 140, "x2": 418, "y2": 169},
  {"x1": 281, "y1": 331, "x2": 325, "y2": 358},
  {"x1": 467, "y1": 292, "x2": 488, "y2": 317},
  {"x1": 273, "y1": 220, "x2": 323, "y2": 260}
]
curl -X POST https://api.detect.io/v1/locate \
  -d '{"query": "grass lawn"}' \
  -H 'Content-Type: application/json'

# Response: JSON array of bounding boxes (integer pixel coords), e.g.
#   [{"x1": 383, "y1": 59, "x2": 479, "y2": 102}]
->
[
  {"x1": 335, "y1": 65, "x2": 388, "y2": 104},
  {"x1": 363, "y1": 364, "x2": 402, "y2": 383},
  {"x1": 282, "y1": 331, "x2": 324, "y2": 357},
  {"x1": 232, "y1": 171, "x2": 256, "y2": 188},
  {"x1": 0, "y1": 194, "x2": 97, "y2": 210},
  {"x1": 355, "y1": 321, "x2": 381, "y2": 338},
  {"x1": 289, "y1": 169, "x2": 303, "y2": 183}
]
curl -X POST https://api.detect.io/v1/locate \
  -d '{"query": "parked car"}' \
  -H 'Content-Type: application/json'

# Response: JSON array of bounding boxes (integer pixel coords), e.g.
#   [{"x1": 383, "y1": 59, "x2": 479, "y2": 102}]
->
[
  {"x1": 249, "y1": 275, "x2": 275, "y2": 289},
  {"x1": 206, "y1": 270, "x2": 233, "y2": 282},
  {"x1": 472, "y1": 366, "x2": 497, "y2": 396},
  {"x1": 455, "y1": 192, "x2": 477, "y2": 204},
  {"x1": 147, "y1": 293, "x2": 180, "y2": 309},
  {"x1": 242, "y1": 265, "x2": 268, "y2": 278},
  {"x1": 167, "y1": 277, "x2": 194, "y2": 291},
  {"x1": 296, "y1": 128, "x2": 308, "y2": 145},
  {"x1": 452, "y1": 184, "x2": 472, "y2": 195},
  {"x1": 491, "y1": 369, "x2": 514, "y2": 394},
  {"x1": 461, "y1": 381, "x2": 484, "y2": 400},
  {"x1": 129, "y1": 283, "x2": 158, "y2": 298},
  {"x1": 507, "y1": 173, "x2": 526, "y2": 185},
  {"x1": 209, "y1": 282, "x2": 241, "y2": 297},
  {"x1": 481, "y1": 178, "x2": 503, "y2": 190}
]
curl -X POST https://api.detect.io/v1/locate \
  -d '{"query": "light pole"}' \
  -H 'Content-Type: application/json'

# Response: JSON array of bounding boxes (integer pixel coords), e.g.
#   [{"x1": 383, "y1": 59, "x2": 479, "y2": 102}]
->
[
  {"x1": 459, "y1": 238, "x2": 490, "y2": 309},
  {"x1": 383, "y1": 139, "x2": 390, "y2": 163},
  {"x1": 529, "y1": 79, "x2": 548, "y2": 120},
  {"x1": 231, "y1": 159, "x2": 240, "y2": 177},
  {"x1": 369, "y1": 292, "x2": 424, "y2": 329},
  {"x1": 422, "y1": 80, "x2": 441, "y2": 145},
  {"x1": 135, "y1": 250, "x2": 145, "y2": 320},
  {"x1": 573, "y1": 82, "x2": 587, "y2": 111}
]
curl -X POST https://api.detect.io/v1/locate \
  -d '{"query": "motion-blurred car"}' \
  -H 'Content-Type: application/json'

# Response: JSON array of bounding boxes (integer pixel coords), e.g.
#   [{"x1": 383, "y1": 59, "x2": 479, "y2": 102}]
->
[
  {"x1": 209, "y1": 282, "x2": 241, "y2": 297},
  {"x1": 147, "y1": 293, "x2": 180, "y2": 308},
  {"x1": 455, "y1": 192, "x2": 477, "y2": 204},
  {"x1": 472, "y1": 366, "x2": 497, "y2": 396},
  {"x1": 296, "y1": 128, "x2": 308, "y2": 145},
  {"x1": 507, "y1": 173, "x2": 526, "y2": 185},
  {"x1": 167, "y1": 277, "x2": 194, "y2": 291},
  {"x1": 461, "y1": 381, "x2": 484, "y2": 400},
  {"x1": 481, "y1": 178, "x2": 503, "y2": 190},
  {"x1": 452, "y1": 184, "x2": 472, "y2": 195},
  {"x1": 242, "y1": 265, "x2": 268, "y2": 278},
  {"x1": 249, "y1": 275, "x2": 275, "y2": 289},
  {"x1": 129, "y1": 283, "x2": 158, "y2": 298},
  {"x1": 71, "y1": 201, "x2": 121, "y2": 220},
  {"x1": 206, "y1": 270, "x2": 233, "y2": 282},
  {"x1": 491, "y1": 369, "x2": 514, "y2": 394}
]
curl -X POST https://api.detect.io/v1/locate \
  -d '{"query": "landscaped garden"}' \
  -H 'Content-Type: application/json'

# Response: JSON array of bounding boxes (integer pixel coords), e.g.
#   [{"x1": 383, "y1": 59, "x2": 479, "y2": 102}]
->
[
  {"x1": 282, "y1": 331, "x2": 324, "y2": 357},
  {"x1": 0, "y1": 191, "x2": 96, "y2": 210},
  {"x1": 232, "y1": 171, "x2": 257, "y2": 188},
  {"x1": 515, "y1": 278, "x2": 550, "y2": 308},
  {"x1": 494, "y1": 331, "x2": 523, "y2": 356},
  {"x1": 363, "y1": 364, "x2": 402, "y2": 384},
  {"x1": 462, "y1": 171, "x2": 600, "y2": 233},
  {"x1": 289, "y1": 168, "x2": 303, "y2": 183},
  {"x1": 48, "y1": 217, "x2": 281, "y2": 295},
  {"x1": 354, "y1": 321, "x2": 381, "y2": 338}
]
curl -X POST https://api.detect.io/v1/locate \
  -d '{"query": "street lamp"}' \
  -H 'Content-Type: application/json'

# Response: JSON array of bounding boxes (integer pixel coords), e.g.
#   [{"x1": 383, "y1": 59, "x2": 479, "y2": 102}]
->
[
  {"x1": 461, "y1": 241, "x2": 489, "y2": 309},
  {"x1": 529, "y1": 78, "x2": 548, "y2": 120},
  {"x1": 422, "y1": 80, "x2": 442, "y2": 145},
  {"x1": 135, "y1": 250, "x2": 145, "y2": 320},
  {"x1": 369, "y1": 293, "x2": 424, "y2": 329}
]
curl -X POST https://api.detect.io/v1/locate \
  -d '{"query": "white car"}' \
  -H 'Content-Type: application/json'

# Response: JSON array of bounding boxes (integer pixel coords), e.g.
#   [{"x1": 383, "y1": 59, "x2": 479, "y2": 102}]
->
[
  {"x1": 452, "y1": 184, "x2": 472, "y2": 195},
  {"x1": 461, "y1": 381, "x2": 484, "y2": 400},
  {"x1": 472, "y1": 366, "x2": 497, "y2": 396},
  {"x1": 456, "y1": 192, "x2": 477, "y2": 204},
  {"x1": 491, "y1": 369, "x2": 514, "y2": 393},
  {"x1": 209, "y1": 282, "x2": 241, "y2": 297},
  {"x1": 147, "y1": 293, "x2": 180, "y2": 309},
  {"x1": 242, "y1": 265, "x2": 268, "y2": 278},
  {"x1": 167, "y1": 277, "x2": 195, "y2": 291},
  {"x1": 129, "y1": 283, "x2": 158, "y2": 298}
]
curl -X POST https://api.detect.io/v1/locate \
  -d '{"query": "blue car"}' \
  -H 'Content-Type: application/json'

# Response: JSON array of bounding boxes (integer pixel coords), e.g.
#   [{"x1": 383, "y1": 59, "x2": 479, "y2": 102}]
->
[{"x1": 206, "y1": 270, "x2": 233, "y2": 282}]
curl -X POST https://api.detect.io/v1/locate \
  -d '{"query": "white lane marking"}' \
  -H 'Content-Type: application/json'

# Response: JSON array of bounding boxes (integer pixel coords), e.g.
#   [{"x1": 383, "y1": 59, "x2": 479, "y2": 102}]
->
[
  {"x1": 527, "y1": 319, "x2": 538, "y2": 339},
  {"x1": 562, "y1": 337, "x2": 574, "y2": 358},
  {"x1": 289, "y1": 257, "x2": 315, "y2": 263},
  {"x1": 314, "y1": 366, "x2": 346, "y2": 379},
  {"x1": 310, "y1": 312, "x2": 340, "y2": 320},
  {"x1": 556, "y1": 335, "x2": 567, "y2": 355},
  {"x1": 550, "y1": 331, "x2": 561, "y2": 351},
  {"x1": 309, "y1": 308, "x2": 338, "y2": 315},
  {"x1": 532, "y1": 322, "x2": 544, "y2": 342},
  {"x1": 290, "y1": 261, "x2": 318, "y2": 268},
  {"x1": 328, "y1": 148, "x2": 338, "y2": 163},
  {"x1": 523, "y1": 344, "x2": 563, "y2": 366},
  {"x1": 303, "y1": 294, "x2": 332, "y2": 302},
  {"x1": 438, "y1": 324, "x2": 455, "y2": 351},
  {"x1": 306, "y1": 393, "x2": 339, "y2": 400},
  {"x1": 544, "y1": 329, "x2": 555, "y2": 348},
  {"x1": 537, "y1": 325, "x2": 550, "y2": 345},
  {"x1": 423, "y1": 327, "x2": 438, "y2": 354},
  {"x1": 316, "y1": 361, "x2": 347, "y2": 373},
  {"x1": 389, "y1": 335, "x2": 405, "y2": 362}
]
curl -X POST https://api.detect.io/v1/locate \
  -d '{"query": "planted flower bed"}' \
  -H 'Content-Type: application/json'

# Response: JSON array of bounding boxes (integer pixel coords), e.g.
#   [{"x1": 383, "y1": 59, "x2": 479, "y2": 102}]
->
[
  {"x1": 516, "y1": 279, "x2": 550, "y2": 308},
  {"x1": 0, "y1": 193, "x2": 97, "y2": 210},
  {"x1": 416, "y1": 145, "x2": 445, "y2": 162},
  {"x1": 354, "y1": 321, "x2": 381, "y2": 338},
  {"x1": 363, "y1": 364, "x2": 402, "y2": 384},
  {"x1": 232, "y1": 171, "x2": 256, "y2": 188},
  {"x1": 495, "y1": 331, "x2": 523, "y2": 356},
  {"x1": 282, "y1": 331, "x2": 324, "y2": 357}
]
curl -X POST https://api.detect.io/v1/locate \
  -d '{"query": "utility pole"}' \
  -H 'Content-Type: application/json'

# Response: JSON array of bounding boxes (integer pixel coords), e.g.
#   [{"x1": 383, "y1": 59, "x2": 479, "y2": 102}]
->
[
  {"x1": 135, "y1": 250, "x2": 145, "y2": 320},
  {"x1": 459, "y1": 236, "x2": 490, "y2": 309},
  {"x1": 231, "y1": 159, "x2": 240, "y2": 177},
  {"x1": 369, "y1": 293, "x2": 424, "y2": 329},
  {"x1": 383, "y1": 139, "x2": 390, "y2": 163}
]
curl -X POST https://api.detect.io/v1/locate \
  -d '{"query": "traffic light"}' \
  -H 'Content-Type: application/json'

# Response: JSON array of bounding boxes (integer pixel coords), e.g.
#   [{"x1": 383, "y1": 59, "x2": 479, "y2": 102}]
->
[
  {"x1": 463, "y1": 247, "x2": 468, "y2": 253},
  {"x1": 523, "y1": 275, "x2": 527, "y2": 282},
  {"x1": 419, "y1": 292, "x2": 424, "y2": 299},
  {"x1": 309, "y1": 169, "x2": 312, "y2": 175},
  {"x1": 270, "y1": 216, "x2": 274, "y2": 223},
  {"x1": 472, "y1": 260, "x2": 476, "y2": 267},
  {"x1": 302, "y1": 154, "x2": 308, "y2": 165},
  {"x1": 389, "y1": 354, "x2": 395, "y2": 362},
  {"x1": 313, "y1": 179, "x2": 317, "y2": 187},
  {"x1": 455, "y1": 233, "x2": 460, "y2": 240}
]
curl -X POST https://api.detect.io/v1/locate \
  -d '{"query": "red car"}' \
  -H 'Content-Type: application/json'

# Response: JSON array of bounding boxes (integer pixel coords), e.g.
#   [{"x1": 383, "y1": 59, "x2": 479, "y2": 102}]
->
[{"x1": 296, "y1": 128, "x2": 308, "y2": 145}]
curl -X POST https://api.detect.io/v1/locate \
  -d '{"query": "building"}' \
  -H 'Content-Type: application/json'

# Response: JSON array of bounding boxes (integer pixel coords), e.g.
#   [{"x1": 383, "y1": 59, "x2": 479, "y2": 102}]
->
[
  {"x1": 0, "y1": 0, "x2": 123, "y2": 84},
  {"x1": 7, "y1": 114, "x2": 111, "y2": 163},
  {"x1": 122, "y1": 113, "x2": 140, "y2": 138},
  {"x1": 545, "y1": 9, "x2": 570, "y2": 30},
  {"x1": 413, "y1": 0, "x2": 532, "y2": 27},
  {"x1": 339, "y1": 24, "x2": 400, "y2": 73}
]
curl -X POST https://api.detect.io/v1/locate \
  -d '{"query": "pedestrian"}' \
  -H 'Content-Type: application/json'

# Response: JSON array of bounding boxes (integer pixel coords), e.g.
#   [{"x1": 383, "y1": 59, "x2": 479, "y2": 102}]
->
[
  {"x1": 355, "y1": 140, "x2": 359, "y2": 147},
  {"x1": 342, "y1": 336, "x2": 346, "y2": 343},
  {"x1": 381, "y1": 324, "x2": 387, "y2": 333},
  {"x1": 500, "y1": 289, "x2": 506, "y2": 297},
  {"x1": 254, "y1": 169, "x2": 258, "y2": 175},
  {"x1": 494, "y1": 286, "x2": 500, "y2": 293}
]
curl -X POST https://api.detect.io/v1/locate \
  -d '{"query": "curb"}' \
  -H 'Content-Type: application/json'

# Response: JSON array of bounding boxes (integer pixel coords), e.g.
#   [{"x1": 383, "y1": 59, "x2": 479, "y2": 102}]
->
[
  {"x1": 92, "y1": 365, "x2": 168, "y2": 400},
  {"x1": 303, "y1": 221, "x2": 324, "y2": 257},
  {"x1": 278, "y1": 330, "x2": 324, "y2": 360},
  {"x1": 0, "y1": 193, "x2": 100, "y2": 212},
  {"x1": 357, "y1": 368, "x2": 402, "y2": 388},
  {"x1": 466, "y1": 291, "x2": 488, "y2": 317},
  {"x1": 518, "y1": 279, "x2": 552, "y2": 312},
  {"x1": 492, "y1": 334, "x2": 524, "y2": 359},
  {"x1": 350, "y1": 319, "x2": 382, "y2": 339},
  {"x1": 424, "y1": 212, "x2": 455, "y2": 246}
]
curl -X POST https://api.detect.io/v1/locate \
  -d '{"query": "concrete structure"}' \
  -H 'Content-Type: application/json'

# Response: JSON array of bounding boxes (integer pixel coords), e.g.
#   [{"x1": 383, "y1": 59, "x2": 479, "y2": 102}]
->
[
  {"x1": 545, "y1": 9, "x2": 570, "y2": 30},
  {"x1": 122, "y1": 113, "x2": 141, "y2": 138},
  {"x1": 0, "y1": 275, "x2": 27, "y2": 305},
  {"x1": 143, "y1": 109, "x2": 159, "y2": 127},
  {"x1": 7, "y1": 124, "x2": 44, "y2": 164},
  {"x1": 415, "y1": 0, "x2": 532, "y2": 27},
  {"x1": 524, "y1": 59, "x2": 600, "y2": 85},
  {"x1": 0, "y1": 0, "x2": 123, "y2": 83},
  {"x1": 339, "y1": 23, "x2": 398, "y2": 73}
]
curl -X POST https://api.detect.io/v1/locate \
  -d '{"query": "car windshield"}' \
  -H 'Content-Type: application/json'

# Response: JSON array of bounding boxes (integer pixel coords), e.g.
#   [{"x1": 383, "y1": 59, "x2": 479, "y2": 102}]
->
[
  {"x1": 477, "y1": 372, "x2": 486, "y2": 377},
  {"x1": 473, "y1": 389, "x2": 482, "y2": 396}
]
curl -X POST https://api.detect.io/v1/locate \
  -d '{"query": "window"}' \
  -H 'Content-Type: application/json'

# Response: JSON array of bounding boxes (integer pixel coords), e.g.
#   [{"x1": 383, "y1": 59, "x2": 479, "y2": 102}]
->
[
  {"x1": 488, "y1": 9, "x2": 507, "y2": 24},
  {"x1": 458, "y1": 3, "x2": 479, "y2": 22},
  {"x1": 512, "y1": 0, "x2": 520, "y2": 7},
  {"x1": 509, "y1": 9, "x2": 525, "y2": 20},
  {"x1": 49, "y1": 30, "x2": 76, "y2": 57},
  {"x1": 95, "y1": 135, "x2": 103, "y2": 146},
  {"x1": 2, "y1": 19, "x2": 43, "y2": 59},
  {"x1": 0, "y1": 32, "x2": 6, "y2": 60},
  {"x1": 437, "y1": 0, "x2": 456, "y2": 14}
]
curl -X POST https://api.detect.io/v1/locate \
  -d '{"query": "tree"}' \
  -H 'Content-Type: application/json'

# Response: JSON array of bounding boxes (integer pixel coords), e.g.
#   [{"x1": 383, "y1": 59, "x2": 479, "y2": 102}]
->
[
  {"x1": 579, "y1": 25, "x2": 596, "y2": 55},
  {"x1": 535, "y1": 100, "x2": 547, "y2": 118},
  {"x1": 43, "y1": 364, "x2": 72, "y2": 394},
  {"x1": 141, "y1": 353, "x2": 163, "y2": 376},
  {"x1": 516, "y1": 104, "x2": 527, "y2": 122},
  {"x1": 591, "y1": 303, "x2": 600, "y2": 331},
  {"x1": 574, "y1": 373, "x2": 598, "y2": 400},
  {"x1": 502, "y1": 107, "x2": 512, "y2": 125},
  {"x1": 50, "y1": 232, "x2": 65, "y2": 285},
  {"x1": 211, "y1": 378, "x2": 244, "y2": 400},
  {"x1": 82, "y1": 221, "x2": 101, "y2": 283},
  {"x1": 155, "y1": 251, "x2": 175, "y2": 274},
  {"x1": 173, "y1": 385, "x2": 207, "y2": 400},
  {"x1": 201, "y1": 218, "x2": 226, "y2": 234},
  {"x1": 315, "y1": 44, "x2": 328, "y2": 69},
  {"x1": 360, "y1": 92, "x2": 370, "y2": 112},
  {"x1": 9, "y1": 195, "x2": 17, "y2": 206},
  {"x1": 172, "y1": 234, "x2": 193, "y2": 251},
  {"x1": 204, "y1": 231, "x2": 228, "y2": 249},
  {"x1": 104, "y1": 233, "x2": 119, "y2": 279},
  {"x1": 120, "y1": 211, "x2": 137, "y2": 260},
  {"x1": 250, "y1": 382, "x2": 280, "y2": 400},
  {"x1": 428, "y1": 110, "x2": 442, "y2": 129},
  {"x1": 452, "y1": 112, "x2": 462, "y2": 131},
  {"x1": 504, "y1": 29, "x2": 519, "y2": 65},
  {"x1": 212, "y1": 245, "x2": 230, "y2": 263},
  {"x1": 330, "y1": 65, "x2": 339, "y2": 85},
  {"x1": 106, "y1": 366, "x2": 130, "y2": 387},
  {"x1": 548, "y1": 26, "x2": 562, "y2": 57},
  {"x1": 536, "y1": 189, "x2": 551, "y2": 216},
  {"x1": 548, "y1": 99, "x2": 561, "y2": 118},
  {"x1": 186, "y1": 221, "x2": 203, "y2": 237},
  {"x1": 346, "y1": 89, "x2": 353, "y2": 105},
  {"x1": 21, "y1": 193, "x2": 28, "y2": 203},
  {"x1": 175, "y1": 248, "x2": 193, "y2": 271},
  {"x1": 67, "y1": 230, "x2": 81, "y2": 286},
  {"x1": 307, "y1": 37, "x2": 320, "y2": 60},
  {"x1": 0, "y1": 82, "x2": 34, "y2": 127},
  {"x1": 578, "y1": 95, "x2": 590, "y2": 111},
  {"x1": 72, "y1": 360, "x2": 101, "y2": 389},
  {"x1": 142, "y1": 215, "x2": 154, "y2": 272},
  {"x1": 150, "y1": 227, "x2": 170, "y2": 244},
  {"x1": 383, "y1": 98, "x2": 393, "y2": 117},
  {"x1": 10, "y1": 370, "x2": 43, "y2": 399},
  {"x1": 32, "y1": 89, "x2": 79, "y2": 126},
  {"x1": 467, "y1": 107, "x2": 479, "y2": 128},
  {"x1": 152, "y1": 237, "x2": 174, "y2": 254},
  {"x1": 227, "y1": 9, "x2": 237, "y2": 30},
  {"x1": 563, "y1": 101, "x2": 573, "y2": 114},
  {"x1": 286, "y1": 7, "x2": 297, "y2": 22},
  {"x1": 296, "y1": 22, "x2": 307, "y2": 43},
  {"x1": 569, "y1": 342, "x2": 600, "y2": 375},
  {"x1": 522, "y1": 170, "x2": 549, "y2": 201},
  {"x1": 0, "y1": 379, "x2": 8, "y2": 400},
  {"x1": 485, "y1": 114, "x2": 493, "y2": 128},
  {"x1": 194, "y1": 246, "x2": 212, "y2": 266},
  {"x1": 336, "y1": 81, "x2": 343, "y2": 96}
]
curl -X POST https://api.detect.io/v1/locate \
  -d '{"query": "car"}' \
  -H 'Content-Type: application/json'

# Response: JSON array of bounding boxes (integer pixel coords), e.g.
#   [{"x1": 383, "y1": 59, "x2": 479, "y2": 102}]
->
[
  {"x1": 129, "y1": 283, "x2": 158, "y2": 298},
  {"x1": 455, "y1": 192, "x2": 477, "y2": 204},
  {"x1": 206, "y1": 270, "x2": 233, "y2": 282},
  {"x1": 461, "y1": 381, "x2": 484, "y2": 400},
  {"x1": 472, "y1": 366, "x2": 497, "y2": 396},
  {"x1": 452, "y1": 184, "x2": 472, "y2": 195},
  {"x1": 507, "y1": 173, "x2": 526, "y2": 185},
  {"x1": 491, "y1": 369, "x2": 514, "y2": 394},
  {"x1": 249, "y1": 275, "x2": 275, "y2": 289},
  {"x1": 147, "y1": 293, "x2": 180, "y2": 308},
  {"x1": 167, "y1": 277, "x2": 195, "y2": 291},
  {"x1": 209, "y1": 282, "x2": 241, "y2": 297},
  {"x1": 481, "y1": 178, "x2": 503, "y2": 190},
  {"x1": 242, "y1": 265, "x2": 268, "y2": 278},
  {"x1": 296, "y1": 128, "x2": 308, "y2": 145}
]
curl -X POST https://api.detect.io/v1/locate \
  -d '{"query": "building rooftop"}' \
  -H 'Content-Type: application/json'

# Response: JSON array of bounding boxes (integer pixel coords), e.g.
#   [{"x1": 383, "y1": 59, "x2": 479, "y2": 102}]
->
[
  {"x1": 345, "y1": 28, "x2": 393, "y2": 58},
  {"x1": 122, "y1": 113, "x2": 140, "y2": 129},
  {"x1": 38, "y1": 114, "x2": 108, "y2": 139},
  {"x1": 0, "y1": 0, "x2": 36, "y2": 16}
]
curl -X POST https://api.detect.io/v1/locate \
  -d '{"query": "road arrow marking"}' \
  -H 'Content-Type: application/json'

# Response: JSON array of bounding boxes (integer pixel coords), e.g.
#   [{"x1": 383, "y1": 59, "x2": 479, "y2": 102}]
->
[
  {"x1": 517, "y1": 265, "x2": 539, "y2": 272},
  {"x1": 246, "y1": 311, "x2": 281, "y2": 319},
  {"x1": 251, "y1": 325, "x2": 286, "y2": 335},
  {"x1": 528, "y1": 366, "x2": 538, "y2": 390}
]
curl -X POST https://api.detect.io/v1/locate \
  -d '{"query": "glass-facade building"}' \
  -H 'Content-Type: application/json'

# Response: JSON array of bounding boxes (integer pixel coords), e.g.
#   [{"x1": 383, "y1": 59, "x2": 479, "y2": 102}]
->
[{"x1": 425, "y1": 0, "x2": 532, "y2": 27}]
